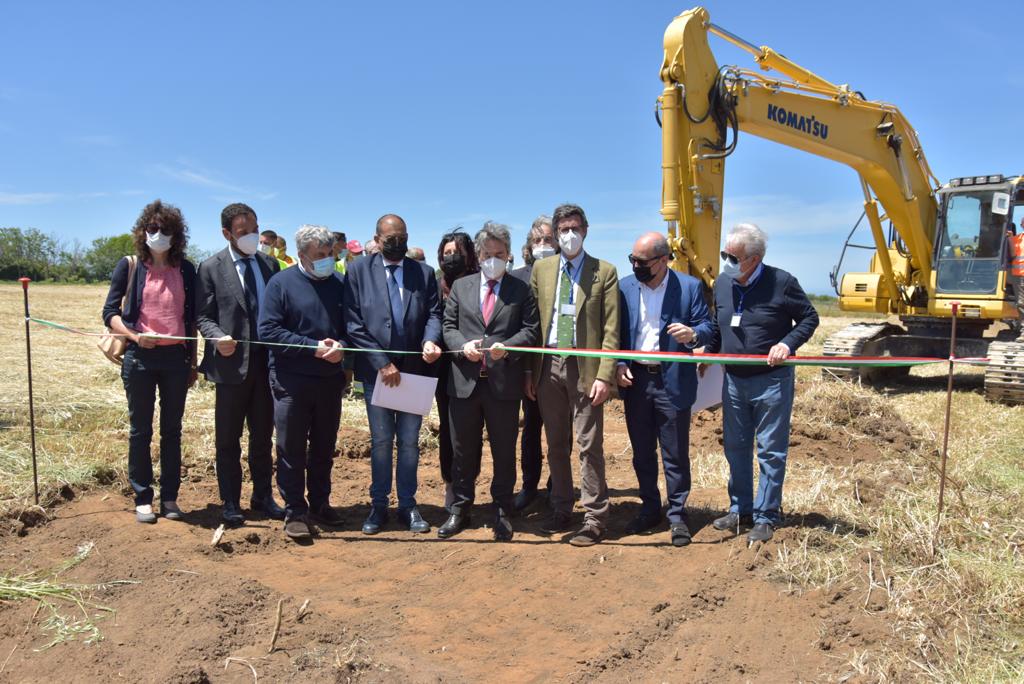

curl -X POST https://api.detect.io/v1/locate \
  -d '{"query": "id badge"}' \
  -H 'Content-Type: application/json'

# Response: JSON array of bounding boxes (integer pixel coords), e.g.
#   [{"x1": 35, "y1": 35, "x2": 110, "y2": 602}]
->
[
  {"x1": 730, "y1": 313, "x2": 742, "y2": 328},
  {"x1": 560, "y1": 304, "x2": 576, "y2": 316}
]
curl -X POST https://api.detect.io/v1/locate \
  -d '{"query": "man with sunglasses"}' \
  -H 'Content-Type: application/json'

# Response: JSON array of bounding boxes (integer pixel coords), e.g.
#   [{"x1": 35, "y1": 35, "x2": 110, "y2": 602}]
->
[
  {"x1": 616, "y1": 232, "x2": 712, "y2": 546},
  {"x1": 704, "y1": 223, "x2": 819, "y2": 543}
]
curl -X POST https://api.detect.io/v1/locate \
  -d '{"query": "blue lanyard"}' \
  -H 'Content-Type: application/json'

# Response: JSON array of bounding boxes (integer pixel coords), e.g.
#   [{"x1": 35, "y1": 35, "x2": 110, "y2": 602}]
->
[
  {"x1": 562, "y1": 259, "x2": 581, "y2": 305},
  {"x1": 732, "y1": 268, "x2": 762, "y2": 314}
]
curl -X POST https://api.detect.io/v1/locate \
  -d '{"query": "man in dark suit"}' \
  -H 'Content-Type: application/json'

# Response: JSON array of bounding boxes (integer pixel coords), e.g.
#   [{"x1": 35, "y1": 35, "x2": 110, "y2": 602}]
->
[
  {"x1": 197, "y1": 203, "x2": 286, "y2": 525},
  {"x1": 344, "y1": 214, "x2": 444, "y2": 535},
  {"x1": 438, "y1": 223, "x2": 539, "y2": 541},
  {"x1": 509, "y1": 215, "x2": 556, "y2": 512},
  {"x1": 616, "y1": 232, "x2": 713, "y2": 547}
]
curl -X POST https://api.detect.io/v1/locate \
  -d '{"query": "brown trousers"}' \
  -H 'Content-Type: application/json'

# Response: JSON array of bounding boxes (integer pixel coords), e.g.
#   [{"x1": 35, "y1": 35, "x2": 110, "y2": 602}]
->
[{"x1": 537, "y1": 355, "x2": 609, "y2": 530}]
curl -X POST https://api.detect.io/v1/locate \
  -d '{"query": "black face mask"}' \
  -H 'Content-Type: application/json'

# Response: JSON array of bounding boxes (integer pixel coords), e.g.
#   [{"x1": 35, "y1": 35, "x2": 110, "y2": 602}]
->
[
  {"x1": 380, "y1": 235, "x2": 408, "y2": 261},
  {"x1": 633, "y1": 264, "x2": 656, "y2": 283},
  {"x1": 441, "y1": 252, "x2": 466, "y2": 278}
]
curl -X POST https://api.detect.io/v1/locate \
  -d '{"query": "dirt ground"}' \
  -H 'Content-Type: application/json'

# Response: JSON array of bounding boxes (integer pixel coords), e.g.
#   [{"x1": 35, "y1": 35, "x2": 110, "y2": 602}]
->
[{"x1": 0, "y1": 396, "x2": 900, "y2": 684}]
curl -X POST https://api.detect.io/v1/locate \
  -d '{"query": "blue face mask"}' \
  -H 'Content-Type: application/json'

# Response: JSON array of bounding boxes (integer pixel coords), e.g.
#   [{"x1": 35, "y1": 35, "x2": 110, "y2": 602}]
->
[
  {"x1": 720, "y1": 256, "x2": 741, "y2": 279},
  {"x1": 311, "y1": 256, "x2": 335, "y2": 278}
]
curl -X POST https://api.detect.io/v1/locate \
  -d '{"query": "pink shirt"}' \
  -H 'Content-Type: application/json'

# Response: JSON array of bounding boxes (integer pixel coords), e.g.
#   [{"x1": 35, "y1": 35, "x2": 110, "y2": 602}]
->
[{"x1": 136, "y1": 264, "x2": 186, "y2": 345}]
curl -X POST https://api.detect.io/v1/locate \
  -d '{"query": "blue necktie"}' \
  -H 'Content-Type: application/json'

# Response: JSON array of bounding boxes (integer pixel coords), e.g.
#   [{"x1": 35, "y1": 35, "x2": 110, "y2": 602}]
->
[
  {"x1": 386, "y1": 264, "x2": 406, "y2": 349},
  {"x1": 241, "y1": 257, "x2": 259, "y2": 339}
]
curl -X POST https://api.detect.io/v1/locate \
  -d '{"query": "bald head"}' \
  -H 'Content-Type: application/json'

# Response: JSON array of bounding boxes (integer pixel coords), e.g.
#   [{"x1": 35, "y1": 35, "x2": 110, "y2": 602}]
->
[
  {"x1": 376, "y1": 214, "x2": 406, "y2": 233},
  {"x1": 633, "y1": 232, "x2": 670, "y2": 260}
]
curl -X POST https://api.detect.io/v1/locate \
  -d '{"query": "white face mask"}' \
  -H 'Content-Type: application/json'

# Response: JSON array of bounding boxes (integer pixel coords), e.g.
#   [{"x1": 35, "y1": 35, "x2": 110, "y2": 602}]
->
[
  {"x1": 480, "y1": 256, "x2": 507, "y2": 281},
  {"x1": 720, "y1": 256, "x2": 741, "y2": 279},
  {"x1": 235, "y1": 233, "x2": 260, "y2": 256},
  {"x1": 532, "y1": 245, "x2": 556, "y2": 261},
  {"x1": 258, "y1": 243, "x2": 274, "y2": 255},
  {"x1": 146, "y1": 231, "x2": 172, "y2": 254},
  {"x1": 558, "y1": 230, "x2": 583, "y2": 258},
  {"x1": 311, "y1": 256, "x2": 335, "y2": 279}
]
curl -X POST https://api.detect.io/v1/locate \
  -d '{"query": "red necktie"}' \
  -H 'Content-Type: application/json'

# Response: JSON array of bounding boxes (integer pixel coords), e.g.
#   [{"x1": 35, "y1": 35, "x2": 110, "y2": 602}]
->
[
  {"x1": 481, "y1": 280, "x2": 497, "y2": 374},
  {"x1": 482, "y1": 279, "x2": 497, "y2": 324}
]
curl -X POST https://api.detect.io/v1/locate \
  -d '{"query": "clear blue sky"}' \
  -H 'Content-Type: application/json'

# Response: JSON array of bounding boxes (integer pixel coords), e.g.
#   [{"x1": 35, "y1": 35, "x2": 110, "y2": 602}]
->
[{"x1": 2, "y1": 1, "x2": 1021, "y2": 293}]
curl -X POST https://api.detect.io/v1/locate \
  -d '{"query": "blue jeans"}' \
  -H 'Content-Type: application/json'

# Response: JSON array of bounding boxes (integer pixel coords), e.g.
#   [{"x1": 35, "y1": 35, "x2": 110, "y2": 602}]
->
[
  {"x1": 721, "y1": 366, "x2": 794, "y2": 525},
  {"x1": 363, "y1": 382, "x2": 423, "y2": 510},
  {"x1": 121, "y1": 344, "x2": 190, "y2": 506}
]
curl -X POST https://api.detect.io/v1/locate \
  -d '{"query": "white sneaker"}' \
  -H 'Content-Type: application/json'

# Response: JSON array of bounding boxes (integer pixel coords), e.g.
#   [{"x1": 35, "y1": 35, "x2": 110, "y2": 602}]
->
[
  {"x1": 135, "y1": 504, "x2": 156, "y2": 524},
  {"x1": 161, "y1": 501, "x2": 183, "y2": 521}
]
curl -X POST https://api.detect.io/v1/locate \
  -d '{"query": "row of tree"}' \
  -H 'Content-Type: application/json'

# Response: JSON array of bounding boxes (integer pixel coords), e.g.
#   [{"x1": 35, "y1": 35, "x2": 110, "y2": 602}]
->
[{"x1": 0, "y1": 227, "x2": 211, "y2": 282}]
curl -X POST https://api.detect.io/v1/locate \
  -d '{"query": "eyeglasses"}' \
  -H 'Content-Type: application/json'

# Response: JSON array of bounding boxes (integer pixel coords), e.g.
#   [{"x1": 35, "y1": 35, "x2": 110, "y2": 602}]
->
[
  {"x1": 145, "y1": 223, "x2": 174, "y2": 236},
  {"x1": 720, "y1": 250, "x2": 743, "y2": 265},
  {"x1": 628, "y1": 254, "x2": 663, "y2": 267}
]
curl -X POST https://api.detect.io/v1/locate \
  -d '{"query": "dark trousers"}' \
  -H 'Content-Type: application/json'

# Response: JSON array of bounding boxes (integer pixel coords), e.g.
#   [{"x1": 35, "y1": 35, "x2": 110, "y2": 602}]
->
[
  {"x1": 269, "y1": 370, "x2": 344, "y2": 520},
  {"x1": 435, "y1": 381, "x2": 454, "y2": 483},
  {"x1": 623, "y1": 364, "x2": 692, "y2": 523},
  {"x1": 214, "y1": 350, "x2": 274, "y2": 506},
  {"x1": 449, "y1": 381, "x2": 520, "y2": 515},
  {"x1": 121, "y1": 344, "x2": 190, "y2": 506},
  {"x1": 519, "y1": 395, "x2": 544, "y2": 491}
]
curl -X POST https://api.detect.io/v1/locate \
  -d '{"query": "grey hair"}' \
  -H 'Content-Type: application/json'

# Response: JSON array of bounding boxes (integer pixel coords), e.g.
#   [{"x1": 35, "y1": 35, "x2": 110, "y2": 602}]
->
[
  {"x1": 726, "y1": 223, "x2": 767, "y2": 258},
  {"x1": 474, "y1": 221, "x2": 512, "y2": 256},
  {"x1": 523, "y1": 214, "x2": 556, "y2": 265},
  {"x1": 294, "y1": 225, "x2": 336, "y2": 254}
]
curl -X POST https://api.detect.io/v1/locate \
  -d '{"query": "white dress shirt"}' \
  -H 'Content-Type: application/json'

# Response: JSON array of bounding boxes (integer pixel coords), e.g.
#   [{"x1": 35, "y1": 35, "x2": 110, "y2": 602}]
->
[
  {"x1": 545, "y1": 250, "x2": 585, "y2": 347},
  {"x1": 229, "y1": 245, "x2": 266, "y2": 309},
  {"x1": 479, "y1": 274, "x2": 503, "y2": 313},
  {"x1": 634, "y1": 272, "x2": 669, "y2": 361}
]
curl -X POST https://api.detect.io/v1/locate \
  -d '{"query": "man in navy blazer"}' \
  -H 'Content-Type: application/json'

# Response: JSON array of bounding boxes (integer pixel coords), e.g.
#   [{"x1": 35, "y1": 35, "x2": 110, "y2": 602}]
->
[
  {"x1": 616, "y1": 232, "x2": 712, "y2": 547},
  {"x1": 343, "y1": 214, "x2": 444, "y2": 535}
]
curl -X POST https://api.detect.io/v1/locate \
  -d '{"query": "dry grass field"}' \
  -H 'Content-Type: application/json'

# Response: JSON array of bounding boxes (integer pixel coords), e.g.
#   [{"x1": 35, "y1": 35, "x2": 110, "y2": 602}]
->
[{"x1": 0, "y1": 282, "x2": 1020, "y2": 681}]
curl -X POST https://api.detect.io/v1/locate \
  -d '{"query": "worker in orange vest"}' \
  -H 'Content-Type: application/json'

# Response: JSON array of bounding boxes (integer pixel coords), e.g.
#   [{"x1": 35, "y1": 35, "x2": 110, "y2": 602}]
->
[{"x1": 1010, "y1": 219, "x2": 1024, "y2": 341}]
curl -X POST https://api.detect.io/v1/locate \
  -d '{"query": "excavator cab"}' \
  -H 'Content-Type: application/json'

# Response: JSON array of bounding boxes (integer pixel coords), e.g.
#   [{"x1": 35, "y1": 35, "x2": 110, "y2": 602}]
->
[{"x1": 933, "y1": 178, "x2": 1012, "y2": 296}]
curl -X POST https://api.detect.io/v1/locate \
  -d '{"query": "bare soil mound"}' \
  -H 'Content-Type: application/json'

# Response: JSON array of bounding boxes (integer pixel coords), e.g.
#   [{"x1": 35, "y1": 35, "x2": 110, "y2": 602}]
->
[{"x1": 0, "y1": 396, "x2": 906, "y2": 682}]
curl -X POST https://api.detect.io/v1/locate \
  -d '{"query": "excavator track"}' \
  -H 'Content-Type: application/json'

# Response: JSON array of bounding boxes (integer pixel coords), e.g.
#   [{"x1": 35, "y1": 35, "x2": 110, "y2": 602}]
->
[
  {"x1": 983, "y1": 341, "x2": 1024, "y2": 404},
  {"x1": 820, "y1": 322, "x2": 903, "y2": 381}
]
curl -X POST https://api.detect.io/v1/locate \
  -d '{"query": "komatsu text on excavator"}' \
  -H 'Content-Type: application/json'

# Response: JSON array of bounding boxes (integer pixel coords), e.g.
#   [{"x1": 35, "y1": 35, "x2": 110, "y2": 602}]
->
[{"x1": 658, "y1": 6, "x2": 1024, "y2": 402}]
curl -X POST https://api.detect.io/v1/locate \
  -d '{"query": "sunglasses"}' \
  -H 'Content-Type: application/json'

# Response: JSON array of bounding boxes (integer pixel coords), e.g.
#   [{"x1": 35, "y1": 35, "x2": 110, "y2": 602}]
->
[
  {"x1": 720, "y1": 250, "x2": 744, "y2": 265},
  {"x1": 145, "y1": 223, "x2": 174, "y2": 236},
  {"x1": 628, "y1": 254, "x2": 663, "y2": 267}
]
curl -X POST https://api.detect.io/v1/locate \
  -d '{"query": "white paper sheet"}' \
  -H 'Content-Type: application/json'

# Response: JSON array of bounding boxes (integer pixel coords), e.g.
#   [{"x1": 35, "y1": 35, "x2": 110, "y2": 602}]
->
[
  {"x1": 691, "y1": 363, "x2": 724, "y2": 413},
  {"x1": 369, "y1": 370, "x2": 438, "y2": 416}
]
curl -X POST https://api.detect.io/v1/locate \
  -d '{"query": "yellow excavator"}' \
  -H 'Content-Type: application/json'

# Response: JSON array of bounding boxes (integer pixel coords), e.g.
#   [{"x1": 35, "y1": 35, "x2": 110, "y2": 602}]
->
[{"x1": 658, "y1": 6, "x2": 1024, "y2": 403}]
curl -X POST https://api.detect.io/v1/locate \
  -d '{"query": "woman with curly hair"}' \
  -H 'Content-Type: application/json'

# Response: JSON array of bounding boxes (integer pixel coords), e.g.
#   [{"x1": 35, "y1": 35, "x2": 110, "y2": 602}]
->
[
  {"x1": 102, "y1": 199, "x2": 198, "y2": 524},
  {"x1": 433, "y1": 230, "x2": 478, "y2": 509}
]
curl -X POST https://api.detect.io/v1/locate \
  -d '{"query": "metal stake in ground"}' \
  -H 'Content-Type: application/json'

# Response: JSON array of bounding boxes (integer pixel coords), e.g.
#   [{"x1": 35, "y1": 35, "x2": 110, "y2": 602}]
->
[
  {"x1": 19, "y1": 278, "x2": 40, "y2": 506},
  {"x1": 935, "y1": 301, "x2": 959, "y2": 549}
]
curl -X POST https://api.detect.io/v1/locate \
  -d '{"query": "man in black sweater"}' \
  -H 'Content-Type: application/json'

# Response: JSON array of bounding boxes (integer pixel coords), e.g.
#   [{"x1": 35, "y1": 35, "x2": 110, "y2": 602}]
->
[
  {"x1": 258, "y1": 225, "x2": 347, "y2": 541},
  {"x1": 704, "y1": 223, "x2": 819, "y2": 543}
]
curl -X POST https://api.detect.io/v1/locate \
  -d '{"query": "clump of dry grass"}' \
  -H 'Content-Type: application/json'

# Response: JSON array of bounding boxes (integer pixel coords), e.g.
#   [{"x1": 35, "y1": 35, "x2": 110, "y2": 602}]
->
[{"x1": 774, "y1": 368, "x2": 1023, "y2": 680}]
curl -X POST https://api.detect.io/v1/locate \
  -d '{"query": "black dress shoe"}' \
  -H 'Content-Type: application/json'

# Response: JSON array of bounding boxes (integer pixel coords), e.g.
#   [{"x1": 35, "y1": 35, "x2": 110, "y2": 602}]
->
[
  {"x1": 222, "y1": 502, "x2": 245, "y2": 527},
  {"x1": 712, "y1": 512, "x2": 753, "y2": 531},
  {"x1": 747, "y1": 522, "x2": 775, "y2": 543},
  {"x1": 362, "y1": 506, "x2": 388, "y2": 535},
  {"x1": 540, "y1": 511, "x2": 573, "y2": 535},
  {"x1": 284, "y1": 516, "x2": 312, "y2": 540},
  {"x1": 670, "y1": 522, "x2": 692, "y2": 547},
  {"x1": 513, "y1": 488, "x2": 538, "y2": 512},
  {"x1": 309, "y1": 503, "x2": 345, "y2": 527},
  {"x1": 625, "y1": 514, "x2": 661, "y2": 535},
  {"x1": 437, "y1": 512, "x2": 470, "y2": 539},
  {"x1": 250, "y1": 494, "x2": 286, "y2": 520},
  {"x1": 493, "y1": 510, "x2": 513, "y2": 542},
  {"x1": 399, "y1": 506, "x2": 431, "y2": 533}
]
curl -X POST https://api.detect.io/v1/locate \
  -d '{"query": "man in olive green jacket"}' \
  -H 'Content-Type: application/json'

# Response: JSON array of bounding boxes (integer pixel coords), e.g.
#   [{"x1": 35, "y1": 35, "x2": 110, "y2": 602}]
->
[{"x1": 527, "y1": 203, "x2": 619, "y2": 546}]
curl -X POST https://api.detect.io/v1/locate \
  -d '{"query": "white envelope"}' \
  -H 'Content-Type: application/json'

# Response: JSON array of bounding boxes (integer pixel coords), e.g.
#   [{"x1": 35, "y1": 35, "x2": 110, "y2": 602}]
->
[
  {"x1": 692, "y1": 363, "x2": 723, "y2": 413},
  {"x1": 370, "y1": 370, "x2": 438, "y2": 416}
]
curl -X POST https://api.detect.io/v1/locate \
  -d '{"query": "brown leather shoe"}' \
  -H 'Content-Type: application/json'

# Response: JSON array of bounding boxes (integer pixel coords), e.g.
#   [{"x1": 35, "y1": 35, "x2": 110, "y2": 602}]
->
[{"x1": 568, "y1": 526, "x2": 602, "y2": 547}]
